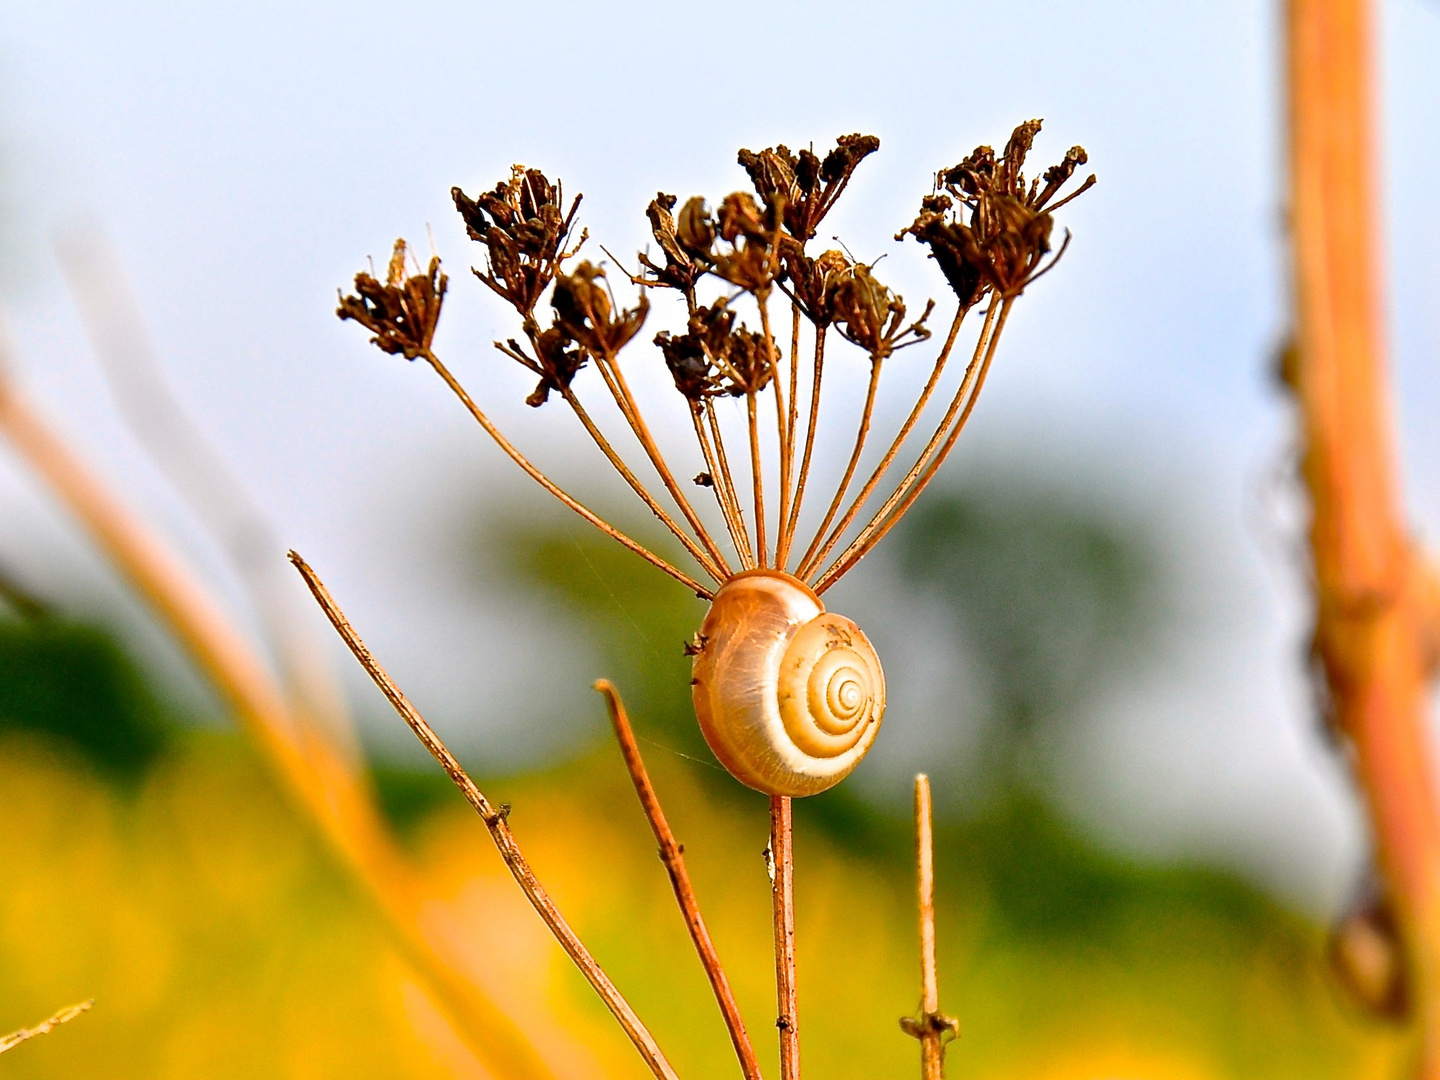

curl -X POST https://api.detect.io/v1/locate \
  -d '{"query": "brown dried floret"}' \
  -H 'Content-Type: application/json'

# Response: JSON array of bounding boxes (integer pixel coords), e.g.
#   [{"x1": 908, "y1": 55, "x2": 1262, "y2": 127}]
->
[
  {"x1": 780, "y1": 247, "x2": 852, "y2": 327},
  {"x1": 667, "y1": 193, "x2": 782, "y2": 295},
  {"x1": 496, "y1": 324, "x2": 587, "y2": 408},
  {"x1": 830, "y1": 265, "x2": 934, "y2": 361},
  {"x1": 452, "y1": 166, "x2": 585, "y2": 315},
  {"x1": 737, "y1": 133, "x2": 880, "y2": 241},
  {"x1": 337, "y1": 239, "x2": 447, "y2": 361},
  {"x1": 638, "y1": 193, "x2": 705, "y2": 296},
  {"x1": 551, "y1": 262, "x2": 649, "y2": 357}
]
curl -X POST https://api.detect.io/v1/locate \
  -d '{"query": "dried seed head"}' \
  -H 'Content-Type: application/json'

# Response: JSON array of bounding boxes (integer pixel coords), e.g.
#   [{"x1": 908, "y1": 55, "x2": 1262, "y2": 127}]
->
[
  {"x1": 831, "y1": 265, "x2": 931, "y2": 360},
  {"x1": 781, "y1": 247, "x2": 852, "y2": 327},
  {"x1": 452, "y1": 165, "x2": 584, "y2": 315},
  {"x1": 900, "y1": 120, "x2": 1093, "y2": 302},
  {"x1": 655, "y1": 330, "x2": 716, "y2": 401},
  {"x1": 552, "y1": 261, "x2": 649, "y2": 357},
  {"x1": 639, "y1": 192, "x2": 704, "y2": 295},
  {"x1": 738, "y1": 133, "x2": 880, "y2": 241},
  {"x1": 337, "y1": 239, "x2": 447, "y2": 361}
]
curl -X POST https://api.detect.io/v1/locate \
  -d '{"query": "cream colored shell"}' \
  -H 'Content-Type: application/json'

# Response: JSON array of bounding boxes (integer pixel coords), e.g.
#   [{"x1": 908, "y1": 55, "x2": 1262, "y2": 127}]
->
[{"x1": 691, "y1": 569, "x2": 885, "y2": 797}]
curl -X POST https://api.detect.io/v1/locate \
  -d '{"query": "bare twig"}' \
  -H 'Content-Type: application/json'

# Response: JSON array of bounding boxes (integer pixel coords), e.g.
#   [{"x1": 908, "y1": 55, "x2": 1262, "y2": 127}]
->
[
  {"x1": 595, "y1": 680, "x2": 762, "y2": 1080},
  {"x1": 758, "y1": 294, "x2": 790, "y2": 567},
  {"x1": 775, "y1": 303, "x2": 802, "y2": 562},
  {"x1": 423, "y1": 350, "x2": 713, "y2": 599},
  {"x1": 0, "y1": 373, "x2": 558, "y2": 1080},
  {"x1": 769, "y1": 795, "x2": 798, "y2": 1080},
  {"x1": 290, "y1": 553, "x2": 681, "y2": 1080},
  {"x1": 899, "y1": 775, "x2": 957, "y2": 1080},
  {"x1": 0, "y1": 999, "x2": 93, "y2": 1055}
]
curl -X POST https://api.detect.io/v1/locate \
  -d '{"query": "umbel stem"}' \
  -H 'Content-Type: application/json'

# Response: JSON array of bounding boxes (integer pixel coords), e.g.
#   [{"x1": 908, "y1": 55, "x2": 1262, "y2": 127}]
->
[
  {"x1": 900, "y1": 775, "x2": 958, "y2": 1079},
  {"x1": 770, "y1": 795, "x2": 799, "y2": 1080}
]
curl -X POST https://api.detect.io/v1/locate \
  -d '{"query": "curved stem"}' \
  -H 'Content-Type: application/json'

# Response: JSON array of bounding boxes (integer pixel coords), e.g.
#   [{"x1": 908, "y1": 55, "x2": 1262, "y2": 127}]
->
[
  {"x1": 794, "y1": 357, "x2": 885, "y2": 580},
  {"x1": 770, "y1": 796, "x2": 798, "y2": 1080},
  {"x1": 425, "y1": 352, "x2": 712, "y2": 599}
]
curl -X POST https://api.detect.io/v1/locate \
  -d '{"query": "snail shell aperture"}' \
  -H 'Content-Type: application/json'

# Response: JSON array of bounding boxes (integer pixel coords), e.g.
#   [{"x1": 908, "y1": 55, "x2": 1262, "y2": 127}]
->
[{"x1": 691, "y1": 569, "x2": 885, "y2": 797}]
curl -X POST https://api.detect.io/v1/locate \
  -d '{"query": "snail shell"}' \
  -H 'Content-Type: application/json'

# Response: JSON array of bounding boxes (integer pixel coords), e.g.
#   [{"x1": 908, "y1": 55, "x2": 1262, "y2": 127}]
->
[{"x1": 691, "y1": 569, "x2": 885, "y2": 797}]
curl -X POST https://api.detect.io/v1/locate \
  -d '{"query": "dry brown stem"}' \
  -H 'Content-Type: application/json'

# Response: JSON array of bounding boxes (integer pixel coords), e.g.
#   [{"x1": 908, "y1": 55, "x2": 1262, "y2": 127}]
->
[
  {"x1": 794, "y1": 358, "x2": 884, "y2": 579},
  {"x1": 0, "y1": 374, "x2": 558, "y2": 1080},
  {"x1": 706, "y1": 400, "x2": 753, "y2": 567},
  {"x1": 595, "y1": 680, "x2": 761, "y2": 1080},
  {"x1": 747, "y1": 391, "x2": 767, "y2": 567},
  {"x1": 290, "y1": 554, "x2": 681, "y2": 1080},
  {"x1": 769, "y1": 795, "x2": 798, "y2": 1080},
  {"x1": 592, "y1": 354, "x2": 734, "y2": 578},
  {"x1": 798, "y1": 307, "x2": 967, "y2": 578},
  {"x1": 422, "y1": 350, "x2": 713, "y2": 599},
  {"x1": 899, "y1": 775, "x2": 957, "y2": 1079},
  {"x1": 813, "y1": 299, "x2": 1010, "y2": 594},
  {"x1": 1287, "y1": 0, "x2": 1440, "y2": 1071},
  {"x1": 779, "y1": 333, "x2": 827, "y2": 569},
  {"x1": 560, "y1": 385, "x2": 727, "y2": 582},
  {"x1": 0, "y1": 999, "x2": 92, "y2": 1055}
]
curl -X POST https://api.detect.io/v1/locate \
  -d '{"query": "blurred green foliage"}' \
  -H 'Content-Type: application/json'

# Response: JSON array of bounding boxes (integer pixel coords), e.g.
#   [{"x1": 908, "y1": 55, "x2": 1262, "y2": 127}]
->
[{"x1": 0, "y1": 599, "x2": 169, "y2": 787}]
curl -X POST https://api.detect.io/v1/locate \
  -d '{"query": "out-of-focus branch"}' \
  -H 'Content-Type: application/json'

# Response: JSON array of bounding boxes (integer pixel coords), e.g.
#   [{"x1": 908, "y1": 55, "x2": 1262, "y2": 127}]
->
[
  {"x1": 291, "y1": 553, "x2": 681, "y2": 1080},
  {"x1": 0, "y1": 368, "x2": 559, "y2": 1080},
  {"x1": 0, "y1": 999, "x2": 92, "y2": 1055},
  {"x1": 594, "y1": 679, "x2": 761, "y2": 1080},
  {"x1": 1286, "y1": 0, "x2": 1440, "y2": 1071},
  {"x1": 52, "y1": 227, "x2": 358, "y2": 764}
]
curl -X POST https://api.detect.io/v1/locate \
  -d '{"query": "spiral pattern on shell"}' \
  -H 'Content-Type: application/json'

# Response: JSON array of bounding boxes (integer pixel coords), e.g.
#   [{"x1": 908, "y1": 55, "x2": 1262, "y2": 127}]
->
[{"x1": 690, "y1": 569, "x2": 885, "y2": 797}]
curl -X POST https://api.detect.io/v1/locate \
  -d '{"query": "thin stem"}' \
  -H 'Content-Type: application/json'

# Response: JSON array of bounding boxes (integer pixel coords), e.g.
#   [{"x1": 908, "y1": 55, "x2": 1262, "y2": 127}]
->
[
  {"x1": 747, "y1": 391, "x2": 767, "y2": 568},
  {"x1": 424, "y1": 352, "x2": 712, "y2": 600},
  {"x1": 291, "y1": 554, "x2": 682, "y2": 1080},
  {"x1": 758, "y1": 295, "x2": 790, "y2": 569},
  {"x1": 779, "y1": 331, "x2": 827, "y2": 570},
  {"x1": 595, "y1": 680, "x2": 762, "y2": 1080},
  {"x1": 813, "y1": 298, "x2": 1011, "y2": 594},
  {"x1": 692, "y1": 406, "x2": 754, "y2": 572},
  {"x1": 794, "y1": 357, "x2": 885, "y2": 580},
  {"x1": 561, "y1": 386, "x2": 728, "y2": 582},
  {"x1": 901, "y1": 774, "x2": 957, "y2": 1080},
  {"x1": 0, "y1": 1000, "x2": 92, "y2": 1055},
  {"x1": 0, "y1": 375, "x2": 558, "y2": 1080},
  {"x1": 776, "y1": 303, "x2": 801, "y2": 560},
  {"x1": 798, "y1": 308, "x2": 967, "y2": 579},
  {"x1": 707, "y1": 399, "x2": 753, "y2": 567},
  {"x1": 595, "y1": 354, "x2": 735, "y2": 580},
  {"x1": 770, "y1": 795, "x2": 798, "y2": 1080}
]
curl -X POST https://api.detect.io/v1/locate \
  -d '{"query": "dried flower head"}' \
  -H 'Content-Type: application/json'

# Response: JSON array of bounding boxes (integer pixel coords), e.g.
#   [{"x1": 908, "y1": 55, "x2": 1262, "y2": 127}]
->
[
  {"x1": 552, "y1": 262, "x2": 649, "y2": 358},
  {"x1": 830, "y1": 265, "x2": 934, "y2": 361},
  {"x1": 452, "y1": 166, "x2": 584, "y2": 315},
  {"x1": 898, "y1": 119, "x2": 1094, "y2": 303},
  {"x1": 336, "y1": 240, "x2": 447, "y2": 360},
  {"x1": 340, "y1": 121, "x2": 1090, "y2": 600}
]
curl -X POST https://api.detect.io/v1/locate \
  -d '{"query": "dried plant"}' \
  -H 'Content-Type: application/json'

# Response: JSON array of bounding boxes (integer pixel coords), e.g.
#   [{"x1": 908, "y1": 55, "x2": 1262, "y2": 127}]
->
[
  {"x1": 329, "y1": 123, "x2": 1092, "y2": 1080},
  {"x1": 0, "y1": 1000, "x2": 92, "y2": 1056}
]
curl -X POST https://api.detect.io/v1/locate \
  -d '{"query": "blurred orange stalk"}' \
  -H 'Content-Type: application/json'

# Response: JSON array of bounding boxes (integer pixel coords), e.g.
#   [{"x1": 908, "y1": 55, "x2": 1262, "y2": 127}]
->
[
  {"x1": 0, "y1": 375, "x2": 558, "y2": 1080},
  {"x1": 1287, "y1": 0, "x2": 1440, "y2": 1070}
]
